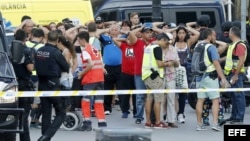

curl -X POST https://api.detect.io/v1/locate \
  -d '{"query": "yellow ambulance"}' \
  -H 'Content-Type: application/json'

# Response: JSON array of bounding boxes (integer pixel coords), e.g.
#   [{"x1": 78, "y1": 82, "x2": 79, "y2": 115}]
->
[{"x1": 0, "y1": 0, "x2": 94, "y2": 28}]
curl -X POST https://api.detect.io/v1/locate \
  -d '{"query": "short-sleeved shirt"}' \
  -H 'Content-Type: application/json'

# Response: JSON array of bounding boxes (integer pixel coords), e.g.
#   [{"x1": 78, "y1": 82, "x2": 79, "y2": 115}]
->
[
  {"x1": 81, "y1": 50, "x2": 91, "y2": 61},
  {"x1": 120, "y1": 42, "x2": 135, "y2": 75},
  {"x1": 207, "y1": 45, "x2": 220, "y2": 62},
  {"x1": 233, "y1": 43, "x2": 246, "y2": 57}
]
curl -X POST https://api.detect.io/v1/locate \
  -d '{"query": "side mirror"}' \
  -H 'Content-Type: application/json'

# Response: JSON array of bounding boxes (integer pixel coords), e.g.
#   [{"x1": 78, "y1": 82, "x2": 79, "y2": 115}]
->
[{"x1": 10, "y1": 40, "x2": 24, "y2": 63}]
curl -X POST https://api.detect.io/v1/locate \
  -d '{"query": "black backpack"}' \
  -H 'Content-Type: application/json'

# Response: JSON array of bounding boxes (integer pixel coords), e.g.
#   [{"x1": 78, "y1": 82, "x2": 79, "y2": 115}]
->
[
  {"x1": 191, "y1": 42, "x2": 212, "y2": 75},
  {"x1": 234, "y1": 40, "x2": 250, "y2": 67}
]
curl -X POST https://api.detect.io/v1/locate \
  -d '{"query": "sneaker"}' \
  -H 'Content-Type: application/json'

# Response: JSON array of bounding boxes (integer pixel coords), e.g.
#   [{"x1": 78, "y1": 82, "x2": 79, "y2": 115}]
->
[
  {"x1": 177, "y1": 114, "x2": 185, "y2": 123},
  {"x1": 79, "y1": 120, "x2": 92, "y2": 131},
  {"x1": 122, "y1": 112, "x2": 129, "y2": 118},
  {"x1": 104, "y1": 111, "x2": 111, "y2": 115},
  {"x1": 230, "y1": 120, "x2": 243, "y2": 124},
  {"x1": 144, "y1": 123, "x2": 153, "y2": 128},
  {"x1": 211, "y1": 124, "x2": 221, "y2": 131},
  {"x1": 218, "y1": 119, "x2": 227, "y2": 126},
  {"x1": 135, "y1": 119, "x2": 142, "y2": 124},
  {"x1": 98, "y1": 122, "x2": 107, "y2": 127},
  {"x1": 168, "y1": 123, "x2": 178, "y2": 128},
  {"x1": 203, "y1": 122, "x2": 210, "y2": 126},
  {"x1": 196, "y1": 124, "x2": 207, "y2": 131},
  {"x1": 154, "y1": 122, "x2": 169, "y2": 129}
]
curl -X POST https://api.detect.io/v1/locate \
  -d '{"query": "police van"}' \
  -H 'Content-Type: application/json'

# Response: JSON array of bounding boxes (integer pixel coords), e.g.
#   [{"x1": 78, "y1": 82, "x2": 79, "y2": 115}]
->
[
  {"x1": 94, "y1": 0, "x2": 226, "y2": 31},
  {"x1": 0, "y1": 12, "x2": 23, "y2": 141},
  {"x1": 0, "y1": 0, "x2": 94, "y2": 28}
]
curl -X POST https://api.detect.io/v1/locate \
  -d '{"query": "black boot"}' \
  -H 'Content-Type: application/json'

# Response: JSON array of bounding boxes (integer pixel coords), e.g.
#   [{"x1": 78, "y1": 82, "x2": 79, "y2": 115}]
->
[{"x1": 38, "y1": 135, "x2": 51, "y2": 141}]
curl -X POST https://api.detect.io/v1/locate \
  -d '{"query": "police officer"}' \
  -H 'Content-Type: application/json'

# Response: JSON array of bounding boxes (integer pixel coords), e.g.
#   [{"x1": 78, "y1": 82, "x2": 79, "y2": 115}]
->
[
  {"x1": 12, "y1": 29, "x2": 35, "y2": 141},
  {"x1": 35, "y1": 30, "x2": 69, "y2": 141}
]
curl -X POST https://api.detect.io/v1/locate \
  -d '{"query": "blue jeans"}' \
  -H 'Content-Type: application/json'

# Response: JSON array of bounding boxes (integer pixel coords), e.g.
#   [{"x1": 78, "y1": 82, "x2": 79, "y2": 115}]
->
[
  {"x1": 229, "y1": 73, "x2": 246, "y2": 121},
  {"x1": 134, "y1": 75, "x2": 146, "y2": 120}
]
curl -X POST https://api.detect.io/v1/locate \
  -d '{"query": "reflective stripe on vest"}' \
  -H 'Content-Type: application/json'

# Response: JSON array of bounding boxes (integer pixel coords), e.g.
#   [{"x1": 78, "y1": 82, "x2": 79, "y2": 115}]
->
[
  {"x1": 204, "y1": 44, "x2": 216, "y2": 72},
  {"x1": 82, "y1": 60, "x2": 103, "y2": 69},
  {"x1": 224, "y1": 41, "x2": 246, "y2": 75},
  {"x1": 142, "y1": 44, "x2": 163, "y2": 80},
  {"x1": 26, "y1": 41, "x2": 44, "y2": 76}
]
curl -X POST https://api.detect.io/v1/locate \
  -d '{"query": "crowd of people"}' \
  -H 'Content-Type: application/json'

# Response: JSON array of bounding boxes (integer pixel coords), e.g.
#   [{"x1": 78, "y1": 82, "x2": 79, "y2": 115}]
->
[{"x1": 10, "y1": 12, "x2": 249, "y2": 141}]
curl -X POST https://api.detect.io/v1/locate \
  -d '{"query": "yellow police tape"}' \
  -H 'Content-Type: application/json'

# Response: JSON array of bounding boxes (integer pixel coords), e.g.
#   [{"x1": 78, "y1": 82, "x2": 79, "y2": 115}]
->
[{"x1": 0, "y1": 88, "x2": 250, "y2": 97}]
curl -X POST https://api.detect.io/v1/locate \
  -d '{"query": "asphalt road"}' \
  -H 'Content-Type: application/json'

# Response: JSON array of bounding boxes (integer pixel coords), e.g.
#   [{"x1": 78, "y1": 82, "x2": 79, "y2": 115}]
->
[{"x1": 17, "y1": 103, "x2": 250, "y2": 141}]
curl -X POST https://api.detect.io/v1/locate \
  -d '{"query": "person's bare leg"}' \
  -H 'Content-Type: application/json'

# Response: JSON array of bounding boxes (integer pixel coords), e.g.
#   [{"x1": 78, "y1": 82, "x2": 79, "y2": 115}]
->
[
  {"x1": 145, "y1": 98, "x2": 153, "y2": 124},
  {"x1": 211, "y1": 98, "x2": 219, "y2": 124},
  {"x1": 196, "y1": 98, "x2": 205, "y2": 125},
  {"x1": 154, "y1": 102, "x2": 162, "y2": 124}
]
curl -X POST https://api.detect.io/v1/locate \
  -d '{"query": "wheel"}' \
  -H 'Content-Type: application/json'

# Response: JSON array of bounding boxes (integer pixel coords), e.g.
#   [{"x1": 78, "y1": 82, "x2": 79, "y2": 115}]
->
[
  {"x1": 188, "y1": 92, "x2": 197, "y2": 110},
  {"x1": 0, "y1": 133, "x2": 16, "y2": 141},
  {"x1": 61, "y1": 112, "x2": 80, "y2": 131}
]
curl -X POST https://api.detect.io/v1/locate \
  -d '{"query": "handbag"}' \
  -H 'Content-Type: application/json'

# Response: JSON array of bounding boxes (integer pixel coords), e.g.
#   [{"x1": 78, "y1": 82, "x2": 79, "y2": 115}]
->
[{"x1": 175, "y1": 66, "x2": 188, "y2": 89}]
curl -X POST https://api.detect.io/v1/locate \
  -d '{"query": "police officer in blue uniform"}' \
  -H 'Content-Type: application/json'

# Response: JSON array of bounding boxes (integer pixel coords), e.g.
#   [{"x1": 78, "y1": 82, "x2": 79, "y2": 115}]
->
[
  {"x1": 35, "y1": 30, "x2": 69, "y2": 141},
  {"x1": 12, "y1": 29, "x2": 35, "y2": 141}
]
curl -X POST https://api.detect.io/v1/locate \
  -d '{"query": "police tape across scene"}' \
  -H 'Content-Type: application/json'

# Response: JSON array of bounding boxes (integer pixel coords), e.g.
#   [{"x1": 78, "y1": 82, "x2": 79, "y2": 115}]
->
[{"x1": 1, "y1": 88, "x2": 250, "y2": 97}]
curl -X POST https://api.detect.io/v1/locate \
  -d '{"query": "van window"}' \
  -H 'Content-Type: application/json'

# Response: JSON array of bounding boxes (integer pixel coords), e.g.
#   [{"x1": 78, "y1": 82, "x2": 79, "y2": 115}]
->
[
  {"x1": 100, "y1": 11, "x2": 118, "y2": 22},
  {"x1": 176, "y1": 12, "x2": 197, "y2": 25},
  {"x1": 128, "y1": 12, "x2": 163, "y2": 23},
  {"x1": 201, "y1": 11, "x2": 216, "y2": 28}
]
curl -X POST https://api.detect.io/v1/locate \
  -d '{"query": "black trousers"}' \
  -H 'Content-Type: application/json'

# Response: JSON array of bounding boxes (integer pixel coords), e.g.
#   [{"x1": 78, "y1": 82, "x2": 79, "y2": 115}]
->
[
  {"x1": 38, "y1": 79, "x2": 66, "y2": 140},
  {"x1": 118, "y1": 73, "x2": 136, "y2": 115},
  {"x1": 18, "y1": 79, "x2": 34, "y2": 141},
  {"x1": 103, "y1": 65, "x2": 122, "y2": 112}
]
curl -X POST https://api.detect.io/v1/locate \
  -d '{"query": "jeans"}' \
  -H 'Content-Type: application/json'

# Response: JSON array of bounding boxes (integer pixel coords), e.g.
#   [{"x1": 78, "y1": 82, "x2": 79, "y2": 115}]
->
[
  {"x1": 229, "y1": 73, "x2": 246, "y2": 121},
  {"x1": 134, "y1": 75, "x2": 146, "y2": 120}
]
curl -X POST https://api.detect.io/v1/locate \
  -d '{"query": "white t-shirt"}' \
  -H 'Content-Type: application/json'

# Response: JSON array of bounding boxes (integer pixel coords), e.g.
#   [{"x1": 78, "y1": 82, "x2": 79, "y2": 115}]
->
[{"x1": 82, "y1": 50, "x2": 91, "y2": 61}]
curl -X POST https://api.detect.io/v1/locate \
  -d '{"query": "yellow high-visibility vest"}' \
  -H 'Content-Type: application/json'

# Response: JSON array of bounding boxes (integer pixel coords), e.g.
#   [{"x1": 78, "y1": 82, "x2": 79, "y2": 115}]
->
[
  {"x1": 224, "y1": 40, "x2": 246, "y2": 75},
  {"x1": 142, "y1": 44, "x2": 163, "y2": 80},
  {"x1": 25, "y1": 41, "x2": 44, "y2": 76},
  {"x1": 204, "y1": 44, "x2": 216, "y2": 73}
]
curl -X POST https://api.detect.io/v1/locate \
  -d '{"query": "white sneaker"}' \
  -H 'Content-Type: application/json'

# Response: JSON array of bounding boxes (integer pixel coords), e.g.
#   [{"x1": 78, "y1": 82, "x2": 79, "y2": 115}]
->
[
  {"x1": 211, "y1": 124, "x2": 221, "y2": 131},
  {"x1": 104, "y1": 111, "x2": 111, "y2": 115},
  {"x1": 177, "y1": 114, "x2": 185, "y2": 123},
  {"x1": 196, "y1": 124, "x2": 207, "y2": 131}
]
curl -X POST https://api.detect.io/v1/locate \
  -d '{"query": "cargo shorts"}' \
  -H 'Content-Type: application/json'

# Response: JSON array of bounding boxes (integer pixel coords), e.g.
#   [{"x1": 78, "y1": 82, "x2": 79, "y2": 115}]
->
[{"x1": 144, "y1": 76, "x2": 164, "y2": 102}]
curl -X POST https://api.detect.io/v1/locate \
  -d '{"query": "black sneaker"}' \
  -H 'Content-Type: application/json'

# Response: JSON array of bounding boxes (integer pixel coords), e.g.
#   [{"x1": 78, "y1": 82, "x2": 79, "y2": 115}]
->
[
  {"x1": 135, "y1": 119, "x2": 142, "y2": 124},
  {"x1": 98, "y1": 122, "x2": 107, "y2": 127},
  {"x1": 230, "y1": 120, "x2": 243, "y2": 124},
  {"x1": 219, "y1": 119, "x2": 227, "y2": 126},
  {"x1": 79, "y1": 120, "x2": 92, "y2": 131}
]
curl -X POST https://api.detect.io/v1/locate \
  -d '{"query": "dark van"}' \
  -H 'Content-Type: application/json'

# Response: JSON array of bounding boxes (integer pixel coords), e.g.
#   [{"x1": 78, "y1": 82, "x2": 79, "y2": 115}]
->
[{"x1": 94, "y1": 0, "x2": 226, "y2": 31}]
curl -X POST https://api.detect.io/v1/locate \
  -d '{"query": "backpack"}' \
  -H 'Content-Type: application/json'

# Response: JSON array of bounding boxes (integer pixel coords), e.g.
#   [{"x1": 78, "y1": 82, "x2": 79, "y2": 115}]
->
[
  {"x1": 234, "y1": 40, "x2": 250, "y2": 67},
  {"x1": 191, "y1": 42, "x2": 212, "y2": 75}
]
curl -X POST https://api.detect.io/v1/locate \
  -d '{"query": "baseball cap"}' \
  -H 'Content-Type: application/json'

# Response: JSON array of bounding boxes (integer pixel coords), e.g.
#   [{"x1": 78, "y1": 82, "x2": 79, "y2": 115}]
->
[
  {"x1": 165, "y1": 32, "x2": 173, "y2": 40},
  {"x1": 141, "y1": 26, "x2": 153, "y2": 33},
  {"x1": 62, "y1": 18, "x2": 72, "y2": 24},
  {"x1": 95, "y1": 16, "x2": 103, "y2": 23}
]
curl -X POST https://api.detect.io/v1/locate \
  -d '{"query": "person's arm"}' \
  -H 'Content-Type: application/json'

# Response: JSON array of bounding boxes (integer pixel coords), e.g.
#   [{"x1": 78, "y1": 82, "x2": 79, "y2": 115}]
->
[
  {"x1": 112, "y1": 38, "x2": 122, "y2": 47},
  {"x1": 216, "y1": 40, "x2": 228, "y2": 55},
  {"x1": 186, "y1": 22, "x2": 197, "y2": 28},
  {"x1": 96, "y1": 28, "x2": 110, "y2": 38},
  {"x1": 120, "y1": 30, "x2": 137, "y2": 45},
  {"x1": 65, "y1": 25, "x2": 82, "y2": 42},
  {"x1": 186, "y1": 26, "x2": 200, "y2": 47},
  {"x1": 78, "y1": 51, "x2": 94, "y2": 79}
]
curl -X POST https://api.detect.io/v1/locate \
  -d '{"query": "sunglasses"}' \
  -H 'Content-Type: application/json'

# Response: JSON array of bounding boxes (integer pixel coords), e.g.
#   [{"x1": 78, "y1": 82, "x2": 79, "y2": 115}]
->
[{"x1": 95, "y1": 22, "x2": 102, "y2": 24}]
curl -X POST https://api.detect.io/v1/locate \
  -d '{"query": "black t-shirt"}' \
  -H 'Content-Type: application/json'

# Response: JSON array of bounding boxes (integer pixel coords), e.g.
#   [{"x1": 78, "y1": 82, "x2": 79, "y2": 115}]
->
[{"x1": 153, "y1": 46, "x2": 163, "y2": 61}]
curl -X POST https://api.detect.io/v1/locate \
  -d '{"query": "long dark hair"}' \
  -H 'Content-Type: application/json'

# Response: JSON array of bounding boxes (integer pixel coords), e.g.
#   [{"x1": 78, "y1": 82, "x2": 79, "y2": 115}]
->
[
  {"x1": 58, "y1": 35, "x2": 76, "y2": 58},
  {"x1": 174, "y1": 26, "x2": 189, "y2": 44}
]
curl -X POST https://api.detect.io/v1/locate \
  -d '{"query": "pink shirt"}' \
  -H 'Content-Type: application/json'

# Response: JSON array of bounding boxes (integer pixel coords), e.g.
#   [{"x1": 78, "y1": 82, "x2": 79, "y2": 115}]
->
[{"x1": 163, "y1": 45, "x2": 179, "y2": 81}]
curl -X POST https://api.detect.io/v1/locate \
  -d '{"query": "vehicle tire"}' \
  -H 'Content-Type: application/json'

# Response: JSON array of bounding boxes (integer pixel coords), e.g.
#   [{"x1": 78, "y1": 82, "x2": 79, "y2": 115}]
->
[
  {"x1": 188, "y1": 92, "x2": 197, "y2": 110},
  {"x1": 0, "y1": 133, "x2": 16, "y2": 141},
  {"x1": 61, "y1": 112, "x2": 80, "y2": 131}
]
